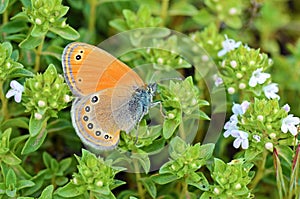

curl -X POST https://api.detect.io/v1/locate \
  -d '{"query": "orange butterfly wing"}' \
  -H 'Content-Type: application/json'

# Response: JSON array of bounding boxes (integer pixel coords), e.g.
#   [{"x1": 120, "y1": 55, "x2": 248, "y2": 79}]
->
[{"x1": 62, "y1": 42, "x2": 144, "y2": 97}]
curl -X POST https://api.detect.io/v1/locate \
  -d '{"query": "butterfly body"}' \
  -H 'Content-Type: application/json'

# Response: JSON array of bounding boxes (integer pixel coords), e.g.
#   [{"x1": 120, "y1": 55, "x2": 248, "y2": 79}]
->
[{"x1": 62, "y1": 42, "x2": 156, "y2": 150}]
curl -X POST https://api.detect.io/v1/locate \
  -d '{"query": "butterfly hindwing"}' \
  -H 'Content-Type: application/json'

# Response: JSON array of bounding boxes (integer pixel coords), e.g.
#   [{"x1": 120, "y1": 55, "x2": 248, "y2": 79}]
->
[{"x1": 71, "y1": 89, "x2": 121, "y2": 150}]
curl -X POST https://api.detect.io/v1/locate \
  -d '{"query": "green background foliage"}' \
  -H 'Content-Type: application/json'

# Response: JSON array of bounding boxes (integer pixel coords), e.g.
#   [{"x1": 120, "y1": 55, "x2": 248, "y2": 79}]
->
[{"x1": 0, "y1": 0, "x2": 300, "y2": 198}]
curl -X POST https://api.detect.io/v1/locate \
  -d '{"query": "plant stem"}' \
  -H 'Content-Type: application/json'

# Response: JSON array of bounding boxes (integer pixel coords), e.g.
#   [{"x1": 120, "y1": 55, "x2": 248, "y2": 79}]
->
[
  {"x1": 249, "y1": 150, "x2": 268, "y2": 189},
  {"x1": 0, "y1": 80, "x2": 9, "y2": 120},
  {"x1": 160, "y1": 0, "x2": 169, "y2": 26},
  {"x1": 34, "y1": 36, "x2": 45, "y2": 72},
  {"x1": 180, "y1": 180, "x2": 189, "y2": 199},
  {"x1": 88, "y1": 0, "x2": 97, "y2": 34},
  {"x1": 1, "y1": 9, "x2": 9, "y2": 39},
  {"x1": 89, "y1": 191, "x2": 95, "y2": 199},
  {"x1": 133, "y1": 159, "x2": 145, "y2": 199}
]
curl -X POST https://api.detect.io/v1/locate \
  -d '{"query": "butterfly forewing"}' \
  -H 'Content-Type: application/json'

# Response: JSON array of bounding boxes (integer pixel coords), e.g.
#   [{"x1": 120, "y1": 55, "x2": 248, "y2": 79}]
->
[{"x1": 62, "y1": 42, "x2": 144, "y2": 97}]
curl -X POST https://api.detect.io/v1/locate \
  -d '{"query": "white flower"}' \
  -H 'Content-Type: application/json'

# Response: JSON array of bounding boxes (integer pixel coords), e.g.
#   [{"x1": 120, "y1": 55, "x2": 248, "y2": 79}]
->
[
  {"x1": 253, "y1": 135, "x2": 261, "y2": 142},
  {"x1": 217, "y1": 35, "x2": 242, "y2": 57},
  {"x1": 224, "y1": 115, "x2": 238, "y2": 137},
  {"x1": 281, "y1": 114, "x2": 300, "y2": 136},
  {"x1": 232, "y1": 101, "x2": 250, "y2": 116},
  {"x1": 263, "y1": 83, "x2": 280, "y2": 99},
  {"x1": 231, "y1": 130, "x2": 249, "y2": 149},
  {"x1": 282, "y1": 104, "x2": 290, "y2": 113},
  {"x1": 6, "y1": 80, "x2": 24, "y2": 103},
  {"x1": 213, "y1": 74, "x2": 223, "y2": 86},
  {"x1": 249, "y1": 68, "x2": 271, "y2": 87}
]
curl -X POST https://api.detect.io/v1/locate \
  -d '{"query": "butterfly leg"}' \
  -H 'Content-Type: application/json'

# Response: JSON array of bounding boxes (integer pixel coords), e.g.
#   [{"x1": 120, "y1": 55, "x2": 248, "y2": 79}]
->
[{"x1": 151, "y1": 101, "x2": 167, "y2": 118}]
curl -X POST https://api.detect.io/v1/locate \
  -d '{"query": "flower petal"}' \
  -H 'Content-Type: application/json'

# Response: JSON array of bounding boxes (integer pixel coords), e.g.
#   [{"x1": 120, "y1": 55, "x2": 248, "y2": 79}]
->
[
  {"x1": 288, "y1": 125, "x2": 298, "y2": 136},
  {"x1": 249, "y1": 76, "x2": 257, "y2": 87},
  {"x1": 6, "y1": 90, "x2": 16, "y2": 99},
  {"x1": 241, "y1": 139, "x2": 249, "y2": 149},
  {"x1": 281, "y1": 124, "x2": 288, "y2": 133},
  {"x1": 233, "y1": 138, "x2": 242, "y2": 149},
  {"x1": 217, "y1": 49, "x2": 227, "y2": 57},
  {"x1": 14, "y1": 93, "x2": 22, "y2": 103}
]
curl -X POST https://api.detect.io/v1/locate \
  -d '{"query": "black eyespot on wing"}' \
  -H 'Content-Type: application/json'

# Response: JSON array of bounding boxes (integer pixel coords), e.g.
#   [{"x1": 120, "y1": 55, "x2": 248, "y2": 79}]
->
[
  {"x1": 91, "y1": 96, "x2": 98, "y2": 103},
  {"x1": 95, "y1": 131, "x2": 101, "y2": 136},
  {"x1": 85, "y1": 106, "x2": 90, "y2": 112},
  {"x1": 104, "y1": 134, "x2": 109, "y2": 139},
  {"x1": 75, "y1": 54, "x2": 81, "y2": 60},
  {"x1": 87, "y1": 123, "x2": 93, "y2": 129},
  {"x1": 83, "y1": 116, "x2": 88, "y2": 121}
]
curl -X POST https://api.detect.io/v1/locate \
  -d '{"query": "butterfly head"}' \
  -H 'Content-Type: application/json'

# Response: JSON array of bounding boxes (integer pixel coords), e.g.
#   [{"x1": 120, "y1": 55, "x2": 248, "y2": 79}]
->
[{"x1": 146, "y1": 83, "x2": 157, "y2": 96}]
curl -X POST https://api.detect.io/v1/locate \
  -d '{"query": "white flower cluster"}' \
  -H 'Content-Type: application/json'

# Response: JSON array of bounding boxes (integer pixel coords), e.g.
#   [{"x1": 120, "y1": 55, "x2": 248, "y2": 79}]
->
[
  {"x1": 216, "y1": 35, "x2": 280, "y2": 100},
  {"x1": 224, "y1": 102, "x2": 299, "y2": 150},
  {"x1": 249, "y1": 68, "x2": 280, "y2": 100}
]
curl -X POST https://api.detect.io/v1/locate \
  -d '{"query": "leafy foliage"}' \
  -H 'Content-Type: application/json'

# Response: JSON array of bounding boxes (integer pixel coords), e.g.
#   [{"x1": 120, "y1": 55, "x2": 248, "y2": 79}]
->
[{"x1": 0, "y1": 0, "x2": 299, "y2": 199}]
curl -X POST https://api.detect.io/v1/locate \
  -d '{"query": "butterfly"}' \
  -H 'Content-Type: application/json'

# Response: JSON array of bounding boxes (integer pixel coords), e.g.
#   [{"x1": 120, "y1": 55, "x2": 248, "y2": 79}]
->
[{"x1": 62, "y1": 42, "x2": 157, "y2": 151}]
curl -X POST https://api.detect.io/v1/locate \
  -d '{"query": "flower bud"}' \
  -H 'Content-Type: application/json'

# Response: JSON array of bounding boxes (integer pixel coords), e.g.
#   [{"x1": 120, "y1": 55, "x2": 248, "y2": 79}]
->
[{"x1": 265, "y1": 142, "x2": 273, "y2": 151}]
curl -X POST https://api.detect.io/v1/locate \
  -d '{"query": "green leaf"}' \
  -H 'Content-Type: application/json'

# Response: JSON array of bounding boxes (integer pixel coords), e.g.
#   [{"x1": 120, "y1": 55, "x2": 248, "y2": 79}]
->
[
  {"x1": 5, "y1": 169, "x2": 17, "y2": 197},
  {"x1": 1, "y1": 117, "x2": 29, "y2": 131},
  {"x1": 31, "y1": 24, "x2": 48, "y2": 37},
  {"x1": 58, "y1": 158, "x2": 72, "y2": 173},
  {"x1": 109, "y1": 19, "x2": 128, "y2": 32},
  {"x1": 39, "y1": 185, "x2": 54, "y2": 199},
  {"x1": 131, "y1": 152, "x2": 150, "y2": 174},
  {"x1": 55, "y1": 183, "x2": 83, "y2": 197},
  {"x1": 19, "y1": 34, "x2": 43, "y2": 49},
  {"x1": 6, "y1": 169, "x2": 17, "y2": 186},
  {"x1": 2, "y1": 151, "x2": 22, "y2": 165},
  {"x1": 43, "y1": 152, "x2": 53, "y2": 168},
  {"x1": 29, "y1": 115, "x2": 48, "y2": 137},
  {"x1": 0, "y1": 0, "x2": 9, "y2": 14},
  {"x1": 151, "y1": 173, "x2": 179, "y2": 185},
  {"x1": 20, "y1": 49, "x2": 35, "y2": 66},
  {"x1": 276, "y1": 145, "x2": 294, "y2": 167},
  {"x1": 7, "y1": 68, "x2": 34, "y2": 79},
  {"x1": 199, "y1": 143, "x2": 215, "y2": 159},
  {"x1": 47, "y1": 119, "x2": 72, "y2": 133},
  {"x1": 163, "y1": 118, "x2": 180, "y2": 139},
  {"x1": 0, "y1": 128, "x2": 12, "y2": 152},
  {"x1": 16, "y1": 180, "x2": 35, "y2": 190},
  {"x1": 169, "y1": 136, "x2": 187, "y2": 159},
  {"x1": 1, "y1": 20, "x2": 28, "y2": 34},
  {"x1": 21, "y1": 127, "x2": 48, "y2": 155},
  {"x1": 224, "y1": 16, "x2": 242, "y2": 29},
  {"x1": 0, "y1": 183, "x2": 5, "y2": 194},
  {"x1": 140, "y1": 178, "x2": 156, "y2": 199},
  {"x1": 187, "y1": 172, "x2": 209, "y2": 191},
  {"x1": 169, "y1": 2, "x2": 198, "y2": 16},
  {"x1": 274, "y1": 150, "x2": 286, "y2": 197},
  {"x1": 192, "y1": 10, "x2": 215, "y2": 26},
  {"x1": 49, "y1": 26, "x2": 80, "y2": 40}
]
